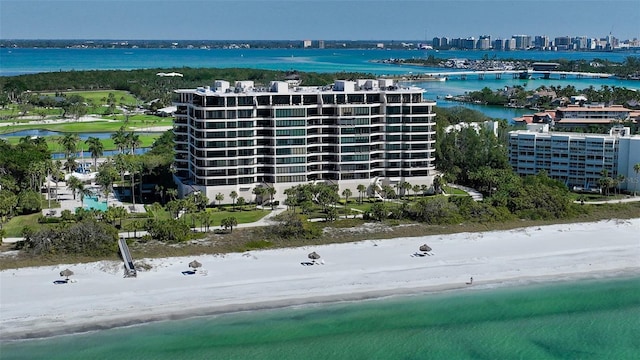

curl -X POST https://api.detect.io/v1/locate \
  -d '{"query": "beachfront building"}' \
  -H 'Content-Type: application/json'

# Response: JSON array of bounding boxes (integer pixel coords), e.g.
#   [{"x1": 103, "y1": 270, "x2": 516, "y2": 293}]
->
[
  {"x1": 508, "y1": 124, "x2": 640, "y2": 192},
  {"x1": 172, "y1": 79, "x2": 437, "y2": 204}
]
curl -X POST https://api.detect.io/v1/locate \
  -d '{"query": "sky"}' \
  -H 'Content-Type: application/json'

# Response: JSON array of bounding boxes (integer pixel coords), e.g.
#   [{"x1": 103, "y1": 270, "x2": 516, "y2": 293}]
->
[{"x1": 1, "y1": 0, "x2": 639, "y2": 41}]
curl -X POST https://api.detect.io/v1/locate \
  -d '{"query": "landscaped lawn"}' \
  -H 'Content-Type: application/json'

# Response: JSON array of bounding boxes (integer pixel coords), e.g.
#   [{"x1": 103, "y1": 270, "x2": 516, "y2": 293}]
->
[
  {"x1": 2, "y1": 213, "x2": 42, "y2": 237},
  {"x1": 3, "y1": 133, "x2": 161, "y2": 153},
  {"x1": 442, "y1": 186, "x2": 469, "y2": 196},
  {"x1": 145, "y1": 206, "x2": 271, "y2": 226},
  {"x1": 41, "y1": 90, "x2": 138, "y2": 107}
]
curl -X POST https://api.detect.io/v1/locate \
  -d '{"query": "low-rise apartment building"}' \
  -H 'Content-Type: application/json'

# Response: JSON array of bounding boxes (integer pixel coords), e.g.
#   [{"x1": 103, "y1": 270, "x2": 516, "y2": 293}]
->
[{"x1": 509, "y1": 124, "x2": 640, "y2": 192}]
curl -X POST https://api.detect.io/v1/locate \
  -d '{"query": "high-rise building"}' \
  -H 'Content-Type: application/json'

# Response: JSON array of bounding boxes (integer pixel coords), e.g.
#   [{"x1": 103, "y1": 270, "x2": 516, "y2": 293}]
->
[
  {"x1": 477, "y1": 35, "x2": 491, "y2": 50},
  {"x1": 172, "y1": 79, "x2": 437, "y2": 203},
  {"x1": 512, "y1": 35, "x2": 531, "y2": 49},
  {"x1": 572, "y1": 36, "x2": 588, "y2": 50},
  {"x1": 534, "y1": 35, "x2": 550, "y2": 49},
  {"x1": 505, "y1": 38, "x2": 516, "y2": 51}
]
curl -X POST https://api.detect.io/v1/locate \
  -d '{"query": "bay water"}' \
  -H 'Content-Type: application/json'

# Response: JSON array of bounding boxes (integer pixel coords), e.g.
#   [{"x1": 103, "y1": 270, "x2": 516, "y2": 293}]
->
[
  {"x1": 2, "y1": 276, "x2": 639, "y2": 359},
  {"x1": 2, "y1": 47, "x2": 639, "y2": 122}
]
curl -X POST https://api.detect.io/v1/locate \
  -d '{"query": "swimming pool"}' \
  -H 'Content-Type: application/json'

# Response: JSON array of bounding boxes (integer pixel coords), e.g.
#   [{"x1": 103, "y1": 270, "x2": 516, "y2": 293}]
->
[{"x1": 83, "y1": 196, "x2": 107, "y2": 211}]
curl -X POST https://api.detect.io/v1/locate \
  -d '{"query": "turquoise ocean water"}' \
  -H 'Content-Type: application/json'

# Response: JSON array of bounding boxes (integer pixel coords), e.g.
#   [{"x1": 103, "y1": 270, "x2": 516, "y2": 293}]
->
[
  {"x1": 2, "y1": 47, "x2": 639, "y2": 122},
  {"x1": 1, "y1": 48, "x2": 640, "y2": 358},
  {"x1": 2, "y1": 276, "x2": 639, "y2": 359}
]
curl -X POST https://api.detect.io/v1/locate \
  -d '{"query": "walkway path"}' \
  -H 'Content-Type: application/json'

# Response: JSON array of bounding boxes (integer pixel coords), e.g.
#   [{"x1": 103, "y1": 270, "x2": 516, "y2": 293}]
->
[
  {"x1": 446, "y1": 184, "x2": 484, "y2": 201},
  {"x1": 574, "y1": 196, "x2": 640, "y2": 205}
]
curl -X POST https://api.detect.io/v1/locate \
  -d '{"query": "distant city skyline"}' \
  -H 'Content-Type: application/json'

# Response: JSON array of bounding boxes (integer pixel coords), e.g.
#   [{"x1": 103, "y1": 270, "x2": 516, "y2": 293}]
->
[{"x1": 1, "y1": 0, "x2": 639, "y2": 41}]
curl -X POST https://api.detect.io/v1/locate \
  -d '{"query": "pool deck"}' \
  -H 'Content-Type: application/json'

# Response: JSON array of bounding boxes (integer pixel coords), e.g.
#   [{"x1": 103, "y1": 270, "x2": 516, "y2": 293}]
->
[{"x1": 41, "y1": 181, "x2": 145, "y2": 217}]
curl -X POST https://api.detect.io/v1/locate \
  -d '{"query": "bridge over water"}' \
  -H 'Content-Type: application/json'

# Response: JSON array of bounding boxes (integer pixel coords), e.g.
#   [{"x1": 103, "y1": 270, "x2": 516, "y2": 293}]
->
[{"x1": 394, "y1": 70, "x2": 614, "y2": 81}]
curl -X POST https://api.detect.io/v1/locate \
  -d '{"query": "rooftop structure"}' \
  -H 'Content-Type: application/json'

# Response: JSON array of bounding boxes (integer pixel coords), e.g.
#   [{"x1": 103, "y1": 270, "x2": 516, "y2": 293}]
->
[
  {"x1": 172, "y1": 79, "x2": 437, "y2": 204},
  {"x1": 514, "y1": 104, "x2": 639, "y2": 128}
]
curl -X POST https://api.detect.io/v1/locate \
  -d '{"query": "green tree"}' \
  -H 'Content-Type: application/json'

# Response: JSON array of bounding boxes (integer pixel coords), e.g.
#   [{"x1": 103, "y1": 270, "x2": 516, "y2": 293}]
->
[
  {"x1": 236, "y1": 196, "x2": 246, "y2": 210},
  {"x1": 266, "y1": 187, "x2": 276, "y2": 209},
  {"x1": 215, "y1": 192, "x2": 224, "y2": 207},
  {"x1": 221, "y1": 216, "x2": 238, "y2": 233},
  {"x1": 356, "y1": 184, "x2": 366, "y2": 204},
  {"x1": 370, "y1": 202, "x2": 387, "y2": 221},
  {"x1": 16, "y1": 190, "x2": 42, "y2": 215},
  {"x1": 230, "y1": 190, "x2": 238, "y2": 210},
  {"x1": 412, "y1": 184, "x2": 421, "y2": 201},
  {"x1": 111, "y1": 127, "x2": 127, "y2": 154},
  {"x1": 253, "y1": 186, "x2": 265, "y2": 205},
  {"x1": 341, "y1": 188, "x2": 352, "y2": 205},
  {"x1": 66, "y1": 175, "x2": 85, "y2": 200},
  {"x1": 126, "y1": 132, "x2": 141, "y2": 155},
  {"x1": 58, "y1": 133, "x2": 80, "y2": 160},
  {"x1": 95, "y1": 161, "x2": 119, "y2": 207},
  {"x1": 85, "y1": 137, "x2": 104, "y2": 170}
]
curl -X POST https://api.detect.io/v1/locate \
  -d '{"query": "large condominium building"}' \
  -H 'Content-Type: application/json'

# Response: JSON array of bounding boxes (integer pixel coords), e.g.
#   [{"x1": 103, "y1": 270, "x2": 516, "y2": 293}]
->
[
  {"x1": 173, "y1": 79, "x2": 437, "y2": 204},
  {"x1": 508, "y1": 124, "x2": 640, "y2": 192}
]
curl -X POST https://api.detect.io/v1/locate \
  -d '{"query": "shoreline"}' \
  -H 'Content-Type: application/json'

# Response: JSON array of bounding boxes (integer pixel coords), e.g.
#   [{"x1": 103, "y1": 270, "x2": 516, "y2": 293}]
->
[
  {"x1": 3, "y1": 269, "x2": 639, "y2": 343},
  {"x1": 2, "y1": 218, "x2": 639, "y2": 341}
]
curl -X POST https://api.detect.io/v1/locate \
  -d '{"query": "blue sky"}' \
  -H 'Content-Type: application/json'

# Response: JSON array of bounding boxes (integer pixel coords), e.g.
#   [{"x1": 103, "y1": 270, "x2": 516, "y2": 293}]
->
[{"x1": 1, "y1": 0, "x2": 638, "y2": 41}]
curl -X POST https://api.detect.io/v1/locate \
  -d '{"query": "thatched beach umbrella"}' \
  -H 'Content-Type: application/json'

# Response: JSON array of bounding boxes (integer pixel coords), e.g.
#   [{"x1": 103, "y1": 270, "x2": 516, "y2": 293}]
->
[
  {"x1": 60, "y1": 269, "x2": 74, "y2": 280},
  {"x1": 189, "y1": 260, "x2": 202, "y2": 270},
  {"x1": 419, "y1": 244, "x2": 432, "y2": 252},
  {"x1": 308, "y1": 251, "x2": 321, "y2": 260}
]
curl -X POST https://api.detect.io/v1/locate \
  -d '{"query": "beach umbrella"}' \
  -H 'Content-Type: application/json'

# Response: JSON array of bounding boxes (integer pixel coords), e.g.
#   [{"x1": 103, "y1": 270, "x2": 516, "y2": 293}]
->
[
  {"x1": 308, "y1": 251, "x2": 321, "y2": 260},
  {"x1": 60, "y1": 269, "x2": 74, "y2": 280},
  {"x1": 419, "y1": 244, "x2": 432, "y2": 252},
  {"x1": 189, "y1": 260, "x2": 202, "y2": 270}
]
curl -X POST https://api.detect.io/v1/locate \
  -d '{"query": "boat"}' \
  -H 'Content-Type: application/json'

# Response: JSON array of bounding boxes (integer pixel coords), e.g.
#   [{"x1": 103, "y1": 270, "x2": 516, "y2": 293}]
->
[
  {"x1": 421, "y1": 75, "x2": 446, "y2": 82},
  {"x1": 444, "y1": 94, "x2": 454, "y2": 100}
]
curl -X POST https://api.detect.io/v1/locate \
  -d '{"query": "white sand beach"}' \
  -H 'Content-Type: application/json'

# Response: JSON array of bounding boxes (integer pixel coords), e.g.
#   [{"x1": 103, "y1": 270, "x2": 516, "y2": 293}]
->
[{"x1": 1, "y1": 219, "x2": 639, "y2": 340}]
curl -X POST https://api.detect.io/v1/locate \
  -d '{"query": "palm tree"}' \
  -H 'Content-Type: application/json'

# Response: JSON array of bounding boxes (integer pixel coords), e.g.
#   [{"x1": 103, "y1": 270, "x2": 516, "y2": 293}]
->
[
  {"x1": 230, "y1": 190, "x2": 238, "y2": 210},
  {"x1": 412, "y1": 184, "x2": 421, "y2": 201},
  {"x1": 236, "y1": 197, "x2": 246, "y2": 210},
  {"x1": 96, "y1": 161, "x2": 119, "y2": 208},
  {"x1": 126, "y1": 156, "x2": 142, "y2": 205},
  {"x1": 356, "y1": 184, "x2": 366, "y2": 204},
  {"x1": 111, "y1": 127, "x2": 127, "y2": 154},
  {"x1": 63, "y1": 156, "x2": 78, "y2": 174},
  {"x1": 215, "y1": 192, "x2": 224, "y2": 207},
  {"x1": 126, "y1": 132, "x2": 141, "y2": 155},
  {"x1": 341, "y1": 188, "x2": 352, "y2": 205},
  {"x1": 85, "y1": 137, "x2": 104, "y2": 171},
  {"x1": 634, "y1": 163, "x2": 640, "y2": 196},
  {"x1": 402, "y1": 181, "x2": 412, "y2": 199},
  {"x1": 67, "y1": 176, "x2": 90, "y2": 202},
  {"x1": 58, "y1": 133, "x2": 80, "y2": 159},
  {"x1": 616, "y1": 174, "x2": 625, "y2": 195},
  {"x1": 266, "y1": 187, "x2": 276, "y2": 209},
  {"x1": 252, "y1": 186, "x2": 265, "y2": 205}
]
